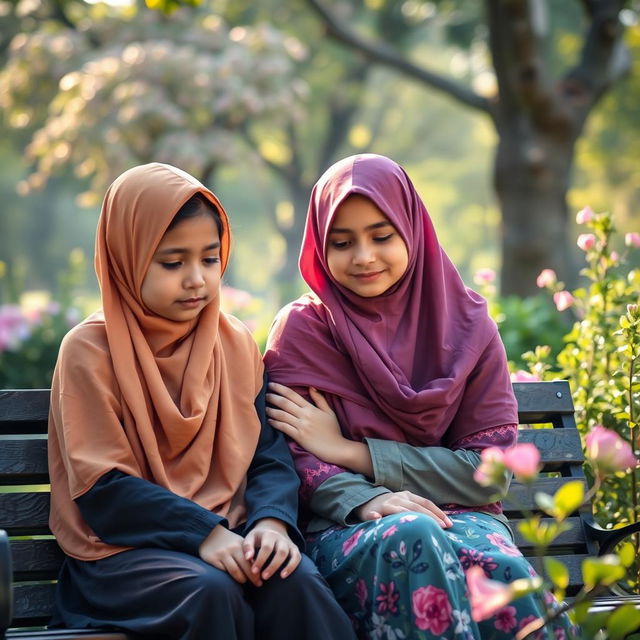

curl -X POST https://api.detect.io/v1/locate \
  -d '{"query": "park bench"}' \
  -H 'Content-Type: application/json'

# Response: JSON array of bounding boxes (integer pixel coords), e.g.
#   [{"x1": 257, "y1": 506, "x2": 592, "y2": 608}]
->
[{"x1": 1, "y1": 380, "x2": 640, "y2": 638}]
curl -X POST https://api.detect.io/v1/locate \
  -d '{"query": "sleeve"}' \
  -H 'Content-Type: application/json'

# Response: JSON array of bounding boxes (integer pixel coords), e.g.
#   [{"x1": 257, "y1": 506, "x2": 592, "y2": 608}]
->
[
  {"x1": 309, "y1": 472, "x2": 391, "y2": 526},
  {"x1": 75, "y1": 469, "x2": 224, "y2": 555},
  {"x1": 365, "y1": 424, "x2": 517, "y2": 505},
  {"x1": 242, "y1": 374, "x2": 305, "y2": 549}
]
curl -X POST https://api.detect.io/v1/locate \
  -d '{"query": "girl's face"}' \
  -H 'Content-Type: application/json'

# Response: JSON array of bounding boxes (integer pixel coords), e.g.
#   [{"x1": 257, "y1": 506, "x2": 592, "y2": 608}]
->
[
  {"x1": 141, "y1": 213, "x2": 221, "y2": 322},
  {"x1": 326, "y1": 194, "x2": 409, "y2": 297}
]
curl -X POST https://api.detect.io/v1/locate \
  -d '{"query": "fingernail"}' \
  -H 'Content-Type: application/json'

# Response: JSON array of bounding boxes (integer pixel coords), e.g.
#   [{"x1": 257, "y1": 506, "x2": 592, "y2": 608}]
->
[{"x1": 281, "y1": 571, "x2": 288, "y2": 578}]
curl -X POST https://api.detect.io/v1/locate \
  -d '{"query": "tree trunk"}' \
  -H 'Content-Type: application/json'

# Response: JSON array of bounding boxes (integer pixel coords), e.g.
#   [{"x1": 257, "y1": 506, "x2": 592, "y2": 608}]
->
[{"x1": 494, "y1": 123, "x2": 577, "y2": 297}]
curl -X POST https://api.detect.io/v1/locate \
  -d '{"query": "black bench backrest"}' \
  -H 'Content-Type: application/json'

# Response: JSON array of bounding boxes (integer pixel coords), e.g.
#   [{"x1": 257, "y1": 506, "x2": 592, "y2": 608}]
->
[{"x1": 0, "y1": 381, "x2": 592, "y2": 629}]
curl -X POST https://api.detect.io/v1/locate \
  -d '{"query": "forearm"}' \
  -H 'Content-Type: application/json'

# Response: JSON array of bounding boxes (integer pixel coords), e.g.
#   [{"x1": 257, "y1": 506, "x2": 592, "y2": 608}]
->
[
  {"x1": 75, "y1": 469, "x2": 224, "y2": 555},
  {"x1": 366, "y1": 439, "x2": 511, "y2": 505},
  {"x1": 330, "y1": 439, "x2": 374, "y2": 478}
]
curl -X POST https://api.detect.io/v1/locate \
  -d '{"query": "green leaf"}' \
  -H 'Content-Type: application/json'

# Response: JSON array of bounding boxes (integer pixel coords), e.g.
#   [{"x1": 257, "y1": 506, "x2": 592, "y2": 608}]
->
[
  {"x1": 606, "y1": 604, "x2": 640, "y2": 640},
  {"x1": 534, "y1": 492, "x2": 556, "y2": 515},
  {"x1": 618, "y1": 541, "x2": 636, "y2": 568},
  {"x1": 544, "y1": 557, "x2": 569, "y2": 589},
  {"x1": 582, "y1": 555, "x2": 626, "y2": 589},
  {"x1": 552, "y1": 481, "x2": 585, "y2": 520}
]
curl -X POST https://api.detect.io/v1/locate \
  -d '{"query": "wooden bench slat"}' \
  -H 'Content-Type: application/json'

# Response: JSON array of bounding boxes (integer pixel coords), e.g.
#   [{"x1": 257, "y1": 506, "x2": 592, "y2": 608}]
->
[
  {"x1": 525, "y1": 553, "x2": 590, "y2": 594},
  {"x1": 0, "y1": 493, "x2": 51, "y2": 534},
  {"x1": 7, "y1": 631, "x2": 131, "y2": 639},
  {"x1": 11, "y1": 539, "x2": 64, "y2": 580},
  {"x1": 513, "y1": 381, "x2": 574, "y2": 421},
  {"x1": 0, "y1": 438, "x2": 49, "y2": 483},
  {"x1": 503, "y1": 477, "x2": 588, "y2": 514},
  {"x1": 510, "y1": 516, "x2": 587, "y2": 552},
  {"x1": 0, "y1": 391, "x2": 50, "y2": 424},
  {"x1": 518, "y1": 428, "x2": 584, "y2": 466}
]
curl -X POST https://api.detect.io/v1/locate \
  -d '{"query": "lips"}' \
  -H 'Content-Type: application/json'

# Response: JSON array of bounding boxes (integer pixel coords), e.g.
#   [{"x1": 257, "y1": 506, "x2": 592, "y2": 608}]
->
[
  {"x1": 352, "y1": 271, "x2": 383, "y2": 279},
  {"x1": 177, "y1": 297, "x2": 206, "y2": 308}
]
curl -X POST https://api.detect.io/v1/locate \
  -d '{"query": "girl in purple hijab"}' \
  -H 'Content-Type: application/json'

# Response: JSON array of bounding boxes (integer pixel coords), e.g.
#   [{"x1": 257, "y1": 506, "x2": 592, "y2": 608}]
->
[{"x1": 264, "y1": 154, "x2": 576, "y2": 639}]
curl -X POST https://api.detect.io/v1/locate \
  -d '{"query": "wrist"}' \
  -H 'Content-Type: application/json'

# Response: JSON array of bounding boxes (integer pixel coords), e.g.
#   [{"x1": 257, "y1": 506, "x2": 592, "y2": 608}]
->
[
  {"x1": 253, "y1": 517, "x2": 287, "y2": 534},
  {"x1": 334, "y1": 440, "x2": 374, "y2": 477}
]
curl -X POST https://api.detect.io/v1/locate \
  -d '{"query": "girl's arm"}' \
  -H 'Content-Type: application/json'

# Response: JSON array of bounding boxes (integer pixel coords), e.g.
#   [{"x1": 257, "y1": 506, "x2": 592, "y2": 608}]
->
[
  {"x1": 363, "y1": 424, "x2": 517, "y2": 505},
  {"x1": 75, "y1": 469, "x2": 224, "y2": 555},
  {"x1": 242, "y1": 375, "x2": 304, "y2": 549}
]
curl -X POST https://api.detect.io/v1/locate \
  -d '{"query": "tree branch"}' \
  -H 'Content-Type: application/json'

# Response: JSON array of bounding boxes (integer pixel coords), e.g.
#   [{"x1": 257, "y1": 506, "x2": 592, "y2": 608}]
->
[
  {"x1": 307, "y1": 0, "x2": 491, "y2": 113},
  {"x1": 563, "y1": 0, "x2": 629, "y2": 119}
]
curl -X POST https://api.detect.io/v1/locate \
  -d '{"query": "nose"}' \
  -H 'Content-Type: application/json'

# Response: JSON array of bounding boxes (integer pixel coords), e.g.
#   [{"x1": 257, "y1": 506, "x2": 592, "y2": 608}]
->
[
  {"x1": 184, "y1": 264, "x2": 205, "y2": 290},
  {"x1": 353, "y1": 241, "x2": 375, "y2": 265}
]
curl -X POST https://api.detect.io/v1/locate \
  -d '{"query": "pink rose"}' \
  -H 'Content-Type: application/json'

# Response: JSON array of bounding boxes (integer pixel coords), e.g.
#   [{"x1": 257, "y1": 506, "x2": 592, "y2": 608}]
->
[
  {"x1": 342, "y1": 528, "x2": 363, "y2": 556},
  {"x1": 536, "y1": 268, "x2": 557, "y2": 288},
  {"x1": 412, "y1": 585, "x2": 452, "y2": 635},
  {"x1": 473, "y1": 447, "x2": 506, "y2": 487},
  {"x1": 466, "y1": 565, "x2": 513, "y2": 622},
  {"x1": 503, "y1": 443, "x2": 541, "y2": 482},
  {"x1": 625, "y1": 232, "x2": 640, "y2": 248},
  {"x1": 473, "y1": 268, "x2": 496, "y2": 285},
  {"x1": 510, "y1": 370, "x2": 540, "y2": 383},
  {"x1": 553, "y1": 291, "x2": 574, "y2": 312},
  {"x1": 585, "y1": 425, "x2": 637, "y2": 476},
  {"x1": 576, "y1": 206, "x2": 595, "y2": 224},
  {"x1": 577, "y1": 233, "x2": 596, "y2": 251}
]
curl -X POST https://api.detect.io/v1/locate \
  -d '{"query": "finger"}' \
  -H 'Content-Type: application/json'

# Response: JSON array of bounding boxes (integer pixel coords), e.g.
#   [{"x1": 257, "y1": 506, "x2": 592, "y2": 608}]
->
[
  {"x1": 232, "y1": 550, "x2": 263, "y2": 587},
  {"x1": 279, "y1": 545, "x2": 302, "y2": 579},
  {"x1": 252, "y1": 537, "x2": 276, "y2": 574},
  {"x1": 265, "y1": 406, "x2": 301, "y2": 425},
  {"x1": 267, "y1": 418, "x2": 298, "y2": 439},
  {"x1": 261, "y1": 542, "x2": 290, "y2": 580},
  {"x1": 361, "y1": 510, "x2": 383, "y2": 521},
  {"x1": 405, "y1": 493, "x2": 453, "y2": 526},
  {"x1": 268, "y1": 382, "x2": 307, "y2": 407},
  {"x1": 242, "y1": 536, "x2": 256, "y2": 561},
  {"x1": 308, "y1": 387, "x2": 331, "y2": 411},
  {"x1": 221, "y1": 557, "x2": 248, "y2": 584},
  {"x1": 397, "y1": 500, "x2": 448, "y2": 528}
]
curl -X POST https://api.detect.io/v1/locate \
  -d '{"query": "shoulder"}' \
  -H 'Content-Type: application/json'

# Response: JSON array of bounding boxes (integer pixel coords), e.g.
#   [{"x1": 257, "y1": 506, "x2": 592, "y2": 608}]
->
[
  {"x1": 58, "y1": 311, "x2": 110, "y2": 363},
  {"x1": 268, "y1": 294, "x2": 328, "y2": 342}
]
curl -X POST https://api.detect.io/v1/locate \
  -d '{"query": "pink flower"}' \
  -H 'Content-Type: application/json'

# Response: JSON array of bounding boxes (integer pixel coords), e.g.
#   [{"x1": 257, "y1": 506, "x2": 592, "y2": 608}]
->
[
  {"x1": 486, "y1": 533, "x2": 522, "y2": 557},
  {"x1": 625, "y1": 232, "x2": 640, "y2": 248},
  {"x1": 342, "y1": 528, "x2": 363, "y2": 556},
  {"x1": 412, "y1": 585, "x2": 452, "y2": 635},
  {"x1": 610, "y1": 251, "x2": 620, "y2": 264},
  {"x1": 536, "y1": 268, "x2": 557, "y2": 288},
  {"x1": 474, "y1": 268, "x2": 496, "y2": 285},
  {"x1": 577, "y1": 233, "x2": 596, "y2": 251},
  {"x1": 376, "y1": 581, "x2": 399, "y2": 614},
  {"x1": 585, "y1": 425, "x2": 637, "y2": 476},
  {"x1": 510, "y1": 370, "x2": 540, "y2": 383},
  {"x1": 473, "y1": 447, "x2": 506, "y2": 487},
  {"x1": 553, "y1": 291, "x2": 574, "y2": 312},
  {"x1": 466, "y1": 565, "x2": 513, "y2": 622},
  {"x1": 576, "y1": 206, "x2": 595, "y2": 224},
  {"x1": 355, "y1": 578, "x2": 367, "y2": 609},
  {"x1": 382, "y1": 525, "x2": 398, "y2": 539},
  {"x1": 503, "y1": 443, "x2": 541, "y2": 482},
  {"x1": 494, "y1": 605, "x2": 518, "y2": 632}
]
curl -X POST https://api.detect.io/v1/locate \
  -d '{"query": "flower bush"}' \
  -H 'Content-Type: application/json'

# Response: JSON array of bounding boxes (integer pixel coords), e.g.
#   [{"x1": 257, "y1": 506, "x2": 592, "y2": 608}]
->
[{"x1": 477, "y1": 207, "x2": 640, "y2": 638}]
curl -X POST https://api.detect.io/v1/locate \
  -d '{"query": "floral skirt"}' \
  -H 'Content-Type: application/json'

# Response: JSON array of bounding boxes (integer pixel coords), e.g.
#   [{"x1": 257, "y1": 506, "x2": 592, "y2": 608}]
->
[{"x1": 306, "y1": 511, "x2": 577, "y2": 640}]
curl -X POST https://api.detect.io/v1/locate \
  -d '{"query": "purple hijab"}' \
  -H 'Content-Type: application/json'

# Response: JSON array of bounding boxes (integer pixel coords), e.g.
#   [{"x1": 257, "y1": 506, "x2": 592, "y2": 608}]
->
[{"x1": 265, "y1": 154, "x2": 517, "y2": 448}]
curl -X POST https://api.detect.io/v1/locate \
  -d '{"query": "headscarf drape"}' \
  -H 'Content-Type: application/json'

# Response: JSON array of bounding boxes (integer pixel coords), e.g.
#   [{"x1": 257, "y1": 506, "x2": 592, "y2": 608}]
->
[
  {"x1": 265, "y1": 154, "x2": 517, "y2": 448},
  {"x1": 49, "y1": 163, "x2": 263, "y2": 561}
]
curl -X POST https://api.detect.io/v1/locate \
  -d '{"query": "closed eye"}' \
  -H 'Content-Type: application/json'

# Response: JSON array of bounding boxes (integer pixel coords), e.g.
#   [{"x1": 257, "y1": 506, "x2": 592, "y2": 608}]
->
[
  {"x1": 374, "y1": 233, "x2": 394, "y2": 243},
  {"x1": 161, "y1": 261, "x2": 181, "y2": 270},
  {"x1": 329, "y1": 240, "x2": 351, "y2": 250},
  {"x1": 203, "y1": 257, "x2": 220, "y2": 265}
]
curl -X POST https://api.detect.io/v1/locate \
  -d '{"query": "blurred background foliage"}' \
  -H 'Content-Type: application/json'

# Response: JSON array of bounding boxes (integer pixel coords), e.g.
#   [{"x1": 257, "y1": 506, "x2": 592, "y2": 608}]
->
[{"x1": 0, "y1": 0, "x2": 639, "y2": 387}]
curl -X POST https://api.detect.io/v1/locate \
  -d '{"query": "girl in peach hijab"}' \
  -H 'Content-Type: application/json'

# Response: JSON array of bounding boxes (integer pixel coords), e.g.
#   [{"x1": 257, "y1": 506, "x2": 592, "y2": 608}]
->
[{"x1": 48, "y1": 163, "x2": 355, "y2": 640}]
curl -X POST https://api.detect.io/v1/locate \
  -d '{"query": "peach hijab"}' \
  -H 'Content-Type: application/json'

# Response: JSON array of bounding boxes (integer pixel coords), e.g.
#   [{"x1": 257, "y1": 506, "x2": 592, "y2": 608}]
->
[{"x1": 48, "y1": 163, "x2": 263, "y2": 561}]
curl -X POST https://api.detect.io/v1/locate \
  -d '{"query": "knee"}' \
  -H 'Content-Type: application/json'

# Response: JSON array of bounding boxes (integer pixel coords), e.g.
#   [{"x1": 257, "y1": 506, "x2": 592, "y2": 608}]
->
[
  {"x1": 379, "y1": 511, "x2": 444, "y2": 544},
  {"x1": 184, "y1": 560, "x2": 244, "y2": 606}
]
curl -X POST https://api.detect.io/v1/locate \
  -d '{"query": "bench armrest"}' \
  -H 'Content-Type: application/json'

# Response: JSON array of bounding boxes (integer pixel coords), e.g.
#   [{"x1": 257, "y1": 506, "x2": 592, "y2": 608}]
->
[
  {"x1": 0, "y1": 528, "x2": 13, "y2": 633},
  {"x1": 583, "y1": 515, "x2": 640, "y2": 556}
]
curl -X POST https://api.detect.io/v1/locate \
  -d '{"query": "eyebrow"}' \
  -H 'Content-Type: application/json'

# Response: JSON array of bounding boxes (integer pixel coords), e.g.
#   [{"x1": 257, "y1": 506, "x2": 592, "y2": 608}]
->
[
  {"x1": 329, "y1": 221, "x2": 393, "y2": 234},
  {"x1": 156, "y1": 242, "x2": 220, "y2": 255}
]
